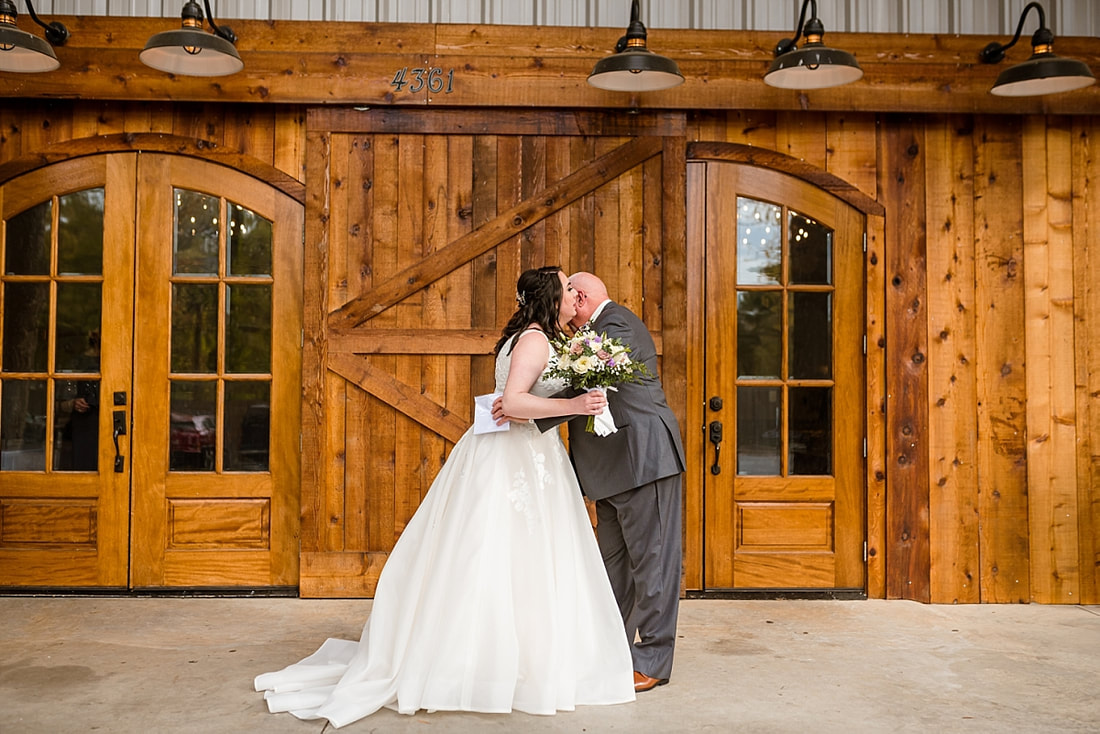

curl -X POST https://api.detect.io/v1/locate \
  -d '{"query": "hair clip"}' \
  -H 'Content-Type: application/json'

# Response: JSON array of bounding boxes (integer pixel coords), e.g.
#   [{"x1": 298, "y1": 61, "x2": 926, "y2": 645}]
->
[{"x1": 516, "y1": 291, "x2": 527, "y2": 306}]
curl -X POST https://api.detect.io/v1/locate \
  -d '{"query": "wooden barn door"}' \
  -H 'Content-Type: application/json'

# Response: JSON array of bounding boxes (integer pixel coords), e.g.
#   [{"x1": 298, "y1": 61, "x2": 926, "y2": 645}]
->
[
  {"x1": 694, "y1": 161, "x2": 865, "y2": 591},
  {"x1": 0, "y1": 153, "x2": 302, "y2": 589},
  {"x1": 301, "y1": 109, "x2": 685, "y2": 597}
]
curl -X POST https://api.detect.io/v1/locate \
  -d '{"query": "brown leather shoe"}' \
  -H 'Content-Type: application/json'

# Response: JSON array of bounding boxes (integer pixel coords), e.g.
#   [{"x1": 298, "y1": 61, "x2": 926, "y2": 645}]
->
[{"x1": 633, "y1": 671, "x2": 669, "y2": 692}]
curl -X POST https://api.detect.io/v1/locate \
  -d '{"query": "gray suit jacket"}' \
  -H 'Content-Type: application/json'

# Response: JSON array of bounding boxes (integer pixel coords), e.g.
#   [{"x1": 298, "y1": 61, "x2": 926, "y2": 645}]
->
[{"x1": 542, "y1": 302, "x2": 686, "y2": 501}]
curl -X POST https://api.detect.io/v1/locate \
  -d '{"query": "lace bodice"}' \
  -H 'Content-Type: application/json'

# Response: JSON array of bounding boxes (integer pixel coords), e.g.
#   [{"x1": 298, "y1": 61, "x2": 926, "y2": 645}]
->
[{"x1": 494, "y1": 329, "x2": 567, "y2": 397}]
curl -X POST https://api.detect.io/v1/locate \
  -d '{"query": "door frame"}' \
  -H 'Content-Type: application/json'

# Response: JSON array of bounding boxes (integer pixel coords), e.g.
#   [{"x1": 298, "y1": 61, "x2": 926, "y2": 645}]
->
[
  {"x1": 0, "y1": 138, "x2": 305, "y2": 590},
  {"x1": 684, "y1": 142, "x2": 887, "y2": 597}
]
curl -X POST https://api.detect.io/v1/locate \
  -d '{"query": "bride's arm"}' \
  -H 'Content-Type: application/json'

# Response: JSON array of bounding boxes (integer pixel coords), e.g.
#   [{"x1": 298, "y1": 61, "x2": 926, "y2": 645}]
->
[{"x1": 500, "y1": 332, "x2": 606, "y2": 420}]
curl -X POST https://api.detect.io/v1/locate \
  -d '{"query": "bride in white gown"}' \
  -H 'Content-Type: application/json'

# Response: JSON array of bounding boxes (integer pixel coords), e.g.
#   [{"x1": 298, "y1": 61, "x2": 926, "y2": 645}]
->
[{"x1": 255, "y1": 266, "x2": 636, "y2": 727}]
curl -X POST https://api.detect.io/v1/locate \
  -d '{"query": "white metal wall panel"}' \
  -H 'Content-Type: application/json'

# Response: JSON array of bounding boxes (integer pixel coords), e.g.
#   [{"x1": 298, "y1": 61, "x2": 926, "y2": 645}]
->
[
  {"x1": 436, "y1": 0, "x2": 483, "y2": 24},
  {"x1": 20, "y1": 0, "x2": 1100, "y2": 35},
  {"x1": 219, "y1": 1, "x2": 284, "y2": 20},
  {"x1": 952, "y1": 0, "x2": 1006, "y2": 35},
  {"x1": 902, "y1": 0, "x2": 943, "y2": 33},
  {"x1": 693, "y1": 0, "x2": 740, "y2": 30},
  {"x1": 848, "y1": 0, "x2": 900, "y2": 33},
  {"x1": 488, "y1": 0, "x2": 537, "y2": 25},
  {"x1": 644, "y1": 0, "x2": 690, "y2": 30},
  {"x1": 747, "y1": 0, "x2": 801, "y2": 32},
  {"x1": 541, "y1": 0, "x2": 589, "y2": 26}
]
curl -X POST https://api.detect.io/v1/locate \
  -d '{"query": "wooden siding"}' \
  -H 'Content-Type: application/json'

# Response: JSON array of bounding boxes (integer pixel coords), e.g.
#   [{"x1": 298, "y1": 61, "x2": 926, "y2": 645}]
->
[
  {"x1": 0, "y1": 21, "x2": 1097, "y2": 602},
  {"x1": 27, "y1": 0, "x2": 1100, "y2": 36},
  {"x1": 684, "y1": 110, "x2": 1100, "y2": 603},
  {"x1": 298, "y1": 108, "x2": 685, "y2": 596},
  {"x1": 2, "y1": 18, "x2": 1100, "y2": 117}
]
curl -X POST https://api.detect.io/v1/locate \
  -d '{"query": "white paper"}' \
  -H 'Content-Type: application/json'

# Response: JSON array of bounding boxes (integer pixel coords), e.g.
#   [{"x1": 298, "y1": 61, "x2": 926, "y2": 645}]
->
[{"x1": 473, "y1": 392, "x2": 509, "y2": 434}]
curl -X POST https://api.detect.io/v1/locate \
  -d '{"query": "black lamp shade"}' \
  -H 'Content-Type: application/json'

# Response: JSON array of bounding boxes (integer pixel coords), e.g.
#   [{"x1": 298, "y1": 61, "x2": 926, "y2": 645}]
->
[
  {"x1": 765, "y1": 43, "x2": 863, "y2": 90},
  {"x1": 991, "y1": 52, "x2": 1096, "y2": 96},
  {"x1": 588, "y1": 48, "x2": 684, "y2": 92},
  {"x1": 0, "y1": 23, "x2": 59, "y2": 72},
  {"x1": 140, "y1": 28, "x2": 243, "y2": 76}
]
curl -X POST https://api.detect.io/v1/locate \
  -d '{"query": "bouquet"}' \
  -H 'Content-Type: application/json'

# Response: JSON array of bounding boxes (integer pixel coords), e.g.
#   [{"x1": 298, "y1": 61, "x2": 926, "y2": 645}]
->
[{"x1": 547, "y1": 328, "x2": 652, "y2": 434}]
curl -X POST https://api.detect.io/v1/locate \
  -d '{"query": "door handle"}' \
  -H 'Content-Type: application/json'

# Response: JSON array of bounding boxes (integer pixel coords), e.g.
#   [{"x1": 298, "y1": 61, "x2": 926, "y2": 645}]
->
[
  {"x1": 112, "y1": 410, "x2": 127, "y2": 473},
  {"x1": 708, "y1": 420, "x2": 723, "y2": 475}
]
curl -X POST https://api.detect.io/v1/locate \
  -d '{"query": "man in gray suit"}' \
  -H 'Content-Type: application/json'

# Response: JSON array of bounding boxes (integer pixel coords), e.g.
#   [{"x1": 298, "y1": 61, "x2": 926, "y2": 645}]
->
[{"x1": 557, "y1": 272, "x2": 686, "y2": 693}]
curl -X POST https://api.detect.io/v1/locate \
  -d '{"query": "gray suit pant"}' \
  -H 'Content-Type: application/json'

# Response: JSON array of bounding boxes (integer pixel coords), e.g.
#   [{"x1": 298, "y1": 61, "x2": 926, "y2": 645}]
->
[{"x1": 595, "y1": 473, "x2": 682, "y2": 681}]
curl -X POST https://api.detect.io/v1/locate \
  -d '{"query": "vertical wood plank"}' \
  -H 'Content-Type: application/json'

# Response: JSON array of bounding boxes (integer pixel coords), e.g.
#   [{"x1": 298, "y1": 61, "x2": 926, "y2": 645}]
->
[
  {"x1": 826, "y1": 112, "x2": 878, "y2": 200},
  {"x1": 973, "y1": 116, "x2": 1030, "y2": 603},
  {"x1": 370, "y1": 132, "x2": 400, "y2": 547},
  {"x1": 445, "y1": 133, "x2": 475, "y2": 421},
  {"x1": 777, "y1": 111, "x2": 827, "y2": 169},
  {"x1": 1072, "y1": 117, "x2": 1100, "y2": 605},
  {"x1": 420, "y1": 133, "x2": 450, "y2": 501},
  {"x1": 0, "y1": 104, "x2": 22, "y2": 165},
  {"x1": 470, "y1": 135, "x2": 499, "y2": 396},
  {"x1": 300, "y1": 130, "x2": 330, "y2": 561},
  {"x1": 569, "y1": 136, "x2": 597, "y2": 274},
  {"x1": 720, "y1": 110, "x2": 778, "y2": 150},
  {"x1": 227, "y1": 105, "x2": 276, "y2": 164},
  {"x1": 395, "y1": 133, "x2": 425, "y2": 537},
  {"x1": 545, "y1": 137, "x2": 572, "y2": 271},
  {"x1": 865, "y1": 210, "x2": 888, "y2": 599},
  {"x1": 520, "y1": 135, "x2": 547, "y2": 267},
  {"x1": 321, "y1": 133, "x2": 351, "y2": 553},
  {"x1": 71, "y1": 101, "x2": 100, "y2": 140},
  {"x1": 344, "y1": 135, "x2": 373, "y2": 552},
  {"x1": 1023, "y1": 116, "x2": 1080, "y2": 603},
  {"x1": 925, "y1": 116, "x2": 980, "y2": 603},
  {"x1": 641, "y1": 152, "x2": 663, "y2": 332},
  {"x1": 274, "y1": 107, "x2": 306, "y2": 183},
  {"x1": 619, "y1": 150, "x2": 644, "y2": 310},
  {"x1": 593, "y1": 136, "x2": 624, "y2": 299},
  {"x1": 495, "y1": 135, "x2": 522, "y2": 322},
  {"x1": 879, "y1": 115, "x2": 931, "y2": 601},
  {"x1": 683, "y1": 157, "x2": 705, "y2": 591}
]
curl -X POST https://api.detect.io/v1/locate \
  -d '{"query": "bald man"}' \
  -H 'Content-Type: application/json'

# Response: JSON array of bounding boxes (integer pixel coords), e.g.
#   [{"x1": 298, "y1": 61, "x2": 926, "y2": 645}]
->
[{"x1": 554, "y1": 272, "x2": 685, "y2": 693}]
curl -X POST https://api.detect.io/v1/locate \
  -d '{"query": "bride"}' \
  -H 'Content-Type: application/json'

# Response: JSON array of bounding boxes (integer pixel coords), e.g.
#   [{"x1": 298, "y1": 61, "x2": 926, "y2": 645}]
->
[{"x1": 255, "y1": 266, "x2": 636, "y2": 727}]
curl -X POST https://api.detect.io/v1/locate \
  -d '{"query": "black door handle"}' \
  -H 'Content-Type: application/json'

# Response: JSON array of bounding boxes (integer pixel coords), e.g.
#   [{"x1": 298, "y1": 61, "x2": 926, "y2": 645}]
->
[
  {"x1": 708, "y1": 420, "x2": 723, "y2": 475},
  {"x1": 112, "y1": 410, "x2": 127, "y2": 473}
]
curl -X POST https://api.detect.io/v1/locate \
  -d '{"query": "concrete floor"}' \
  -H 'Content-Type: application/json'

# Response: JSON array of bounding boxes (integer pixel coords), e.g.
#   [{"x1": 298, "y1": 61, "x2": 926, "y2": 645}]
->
[{"x1": 1, "y1": 597, "x2": 1097, "y2": 733}]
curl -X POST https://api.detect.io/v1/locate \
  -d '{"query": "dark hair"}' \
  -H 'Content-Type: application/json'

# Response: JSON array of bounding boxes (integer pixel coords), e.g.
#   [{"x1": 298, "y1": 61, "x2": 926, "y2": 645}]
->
[{"x1": 494, "y1": 266, "x2": 567, "y2": 355}]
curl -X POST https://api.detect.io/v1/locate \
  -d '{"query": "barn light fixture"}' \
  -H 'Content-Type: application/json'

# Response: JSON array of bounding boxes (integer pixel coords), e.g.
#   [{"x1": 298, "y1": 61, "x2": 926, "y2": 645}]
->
[
  {"x1": 140, "y1": 0, "x2": 243, "y2": 77},
  {"x1": 979, "y1": 1, "x2": 1094, "y2": 97},
  {"x1": 587, "y1": 0, "x2": 683, "y2": 92},
  {"x1": 0, "y1": 0, "x2": 68, "y2": 73},
  {"x1": 764, "y1": 0, "x2": 862, "y2": 90}
]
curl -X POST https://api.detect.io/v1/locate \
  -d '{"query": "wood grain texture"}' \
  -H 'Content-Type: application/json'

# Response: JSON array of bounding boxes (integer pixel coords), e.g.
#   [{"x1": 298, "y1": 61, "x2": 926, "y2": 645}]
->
[
  {"x1": 973, "y1": 116, "x2": 1030, "y2": 603},
  {"x1": 4, "y1": 18, "x2": 1100, "y2": 114},
  {"x1": 880, "y1": 115, "x2": 931, "y2": 601},
  {"x1": 327, "y1": 135, "x2": 663, "y2": 329},
  {"x1": 1072, "y1": 118, "x2": 1100, "y2": 605},
  {"x1": 924, "y1": 116, "x2": 980, "y2": 604},
  {"x1": 1023, "y1": 116, "x2": 1081, "y2": 604}
]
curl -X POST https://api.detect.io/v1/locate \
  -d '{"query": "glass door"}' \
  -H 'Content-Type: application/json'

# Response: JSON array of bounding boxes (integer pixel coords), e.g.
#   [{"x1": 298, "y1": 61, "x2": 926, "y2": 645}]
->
[
  {"x1": 0, "y1": 153, "x2": 302, "y2": 589},
  {"x1": 701, "y1": 162, "x2": 865, "y2": 590},
  {"x1": 0, "y1": 156, "x2": 134, "y2": 586}
]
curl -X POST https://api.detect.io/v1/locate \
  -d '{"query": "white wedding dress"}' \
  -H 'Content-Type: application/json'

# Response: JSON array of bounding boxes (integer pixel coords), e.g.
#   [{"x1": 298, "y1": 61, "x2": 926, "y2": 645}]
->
[{"x1": 255, "y1": 330, "x2": 635, "y2": 727}]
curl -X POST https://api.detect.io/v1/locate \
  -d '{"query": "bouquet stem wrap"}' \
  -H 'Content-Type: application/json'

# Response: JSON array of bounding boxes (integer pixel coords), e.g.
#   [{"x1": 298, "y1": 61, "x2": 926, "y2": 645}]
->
[{"x1": 587, "y1": 387, "x2": 617, "y2": 435}]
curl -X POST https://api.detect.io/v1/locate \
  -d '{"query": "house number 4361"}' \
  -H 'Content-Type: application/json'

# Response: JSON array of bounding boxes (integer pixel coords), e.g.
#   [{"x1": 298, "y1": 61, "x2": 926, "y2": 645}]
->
[{"x1": 391, "y1": 67, "x2": 455, "y2": 94}]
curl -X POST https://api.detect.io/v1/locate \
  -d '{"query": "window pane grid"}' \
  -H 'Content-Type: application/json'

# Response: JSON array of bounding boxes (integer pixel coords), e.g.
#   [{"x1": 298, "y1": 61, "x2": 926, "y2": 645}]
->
[
  {"x1": 169, "y1": 190, "x2": 273, "y2": 474},
  {"x1": 735, "y1": 196, "x2": 835, "y2": 477}
]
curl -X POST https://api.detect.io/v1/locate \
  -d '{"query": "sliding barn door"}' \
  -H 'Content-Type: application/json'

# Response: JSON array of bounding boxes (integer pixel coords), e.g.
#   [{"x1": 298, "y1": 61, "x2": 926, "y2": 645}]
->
[{"x1": 300, "y1": 109, "x2": 686, "y2": 597}]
